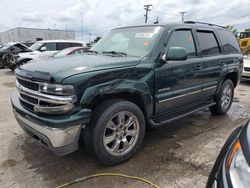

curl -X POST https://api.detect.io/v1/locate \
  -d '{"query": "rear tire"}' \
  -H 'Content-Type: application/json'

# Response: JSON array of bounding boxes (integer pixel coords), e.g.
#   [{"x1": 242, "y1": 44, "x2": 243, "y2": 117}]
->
[
  {"x1": 209, "y1": 79, "x2": 234, "y2": 115},
  {"x1": 84, "y1": 99, "x2": 145, "y2": 165}
]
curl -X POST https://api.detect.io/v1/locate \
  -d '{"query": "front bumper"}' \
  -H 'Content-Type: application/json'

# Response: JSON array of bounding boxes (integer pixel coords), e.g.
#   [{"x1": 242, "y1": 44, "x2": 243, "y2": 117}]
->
[
  {"x1": 241, "y1": 68, "x2": 250, "y2": 80},
  {"x1": 11, "y1": 91, "x2": 91, "y2": 155}
]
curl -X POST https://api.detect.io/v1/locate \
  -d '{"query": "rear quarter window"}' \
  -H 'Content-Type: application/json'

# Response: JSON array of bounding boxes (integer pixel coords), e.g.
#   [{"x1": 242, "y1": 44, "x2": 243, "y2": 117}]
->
[
  {"x1": 217, "y1": 29, "x2": 241, "y2": 54},
  {"x1": 69, "y1": 43, "x2": 82, "y2": 47},
  {"x1": 196, "y1": 31, "x2": 220, "y2": 56}
]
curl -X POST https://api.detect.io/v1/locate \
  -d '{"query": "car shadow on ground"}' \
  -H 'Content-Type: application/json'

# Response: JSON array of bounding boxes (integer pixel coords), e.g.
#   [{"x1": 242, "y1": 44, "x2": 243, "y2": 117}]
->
[{"x1": 6, "y1": 106, "x2": 247, "y2": 188}]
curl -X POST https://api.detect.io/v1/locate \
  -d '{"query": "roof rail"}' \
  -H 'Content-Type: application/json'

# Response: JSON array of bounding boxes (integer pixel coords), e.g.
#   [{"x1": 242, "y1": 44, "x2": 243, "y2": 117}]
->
[{"x1": 184, "y1": 21, "x2": 225, "y2": 28}]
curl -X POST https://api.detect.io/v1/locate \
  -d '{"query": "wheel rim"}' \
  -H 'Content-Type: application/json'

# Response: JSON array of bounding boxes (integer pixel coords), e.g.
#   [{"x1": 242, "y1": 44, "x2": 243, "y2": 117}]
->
[
  {"x1": 103, "y1": 111, "x2": 140, "y2": 157},
  {"x1": 221, "y1": 84, "x2": 232, "y2": 110}
]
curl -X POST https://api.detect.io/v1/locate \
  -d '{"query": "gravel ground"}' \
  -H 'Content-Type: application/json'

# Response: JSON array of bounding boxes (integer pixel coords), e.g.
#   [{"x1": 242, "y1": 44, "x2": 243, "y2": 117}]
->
[{"x1": 0, "y1": 68, "x2": 249, "y2": 188}]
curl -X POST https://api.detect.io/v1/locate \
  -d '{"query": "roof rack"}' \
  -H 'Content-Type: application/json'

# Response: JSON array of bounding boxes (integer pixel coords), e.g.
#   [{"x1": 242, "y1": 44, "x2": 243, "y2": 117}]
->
[{"x1": 184, "y1": 21, "x2": 225, "y2": 28}]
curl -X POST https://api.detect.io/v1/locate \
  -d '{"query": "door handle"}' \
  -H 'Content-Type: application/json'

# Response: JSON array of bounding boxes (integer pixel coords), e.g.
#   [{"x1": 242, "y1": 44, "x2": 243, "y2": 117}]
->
[{"x1": 194, "y1": 65, "x2": 202, "y2": 70}]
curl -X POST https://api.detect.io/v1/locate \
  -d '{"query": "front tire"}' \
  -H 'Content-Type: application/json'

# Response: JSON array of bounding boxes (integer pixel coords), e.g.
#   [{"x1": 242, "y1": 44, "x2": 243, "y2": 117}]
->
[
  {"x1": 209, "y1": 79, "x2": 234, "y2": 115},
  {"x1": 84, "y1": 99, "x2": 145, "y2": 165}
]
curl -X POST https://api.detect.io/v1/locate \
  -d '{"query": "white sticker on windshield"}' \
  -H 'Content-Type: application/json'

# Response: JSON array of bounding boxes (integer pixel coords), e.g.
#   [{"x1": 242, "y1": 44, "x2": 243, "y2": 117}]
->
[{"x1": 135, "y1": 33, "x2": 154, "y2": 38}]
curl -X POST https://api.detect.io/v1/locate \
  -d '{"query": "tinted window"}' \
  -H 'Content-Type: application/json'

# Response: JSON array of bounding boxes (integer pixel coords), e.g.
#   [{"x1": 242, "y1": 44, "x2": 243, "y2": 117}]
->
[
  {"x1": 44, "y1": 43, "x2": 56, "y2": 51},
  {"x1": 69, "y1": 43, "x2": 82, "y2": 47},
  {"x1": 167, "y1": 30, "x2": 197, "y2": 57},
  {"x1": 57, "y1": 43, "x2": 70, "y2": 50},
  {"x1": 217, "y1": 29, "x2": 241, "y2": 54},
  {"x1": 197, "y1": 31, "x2": 220, "y2": 56}
]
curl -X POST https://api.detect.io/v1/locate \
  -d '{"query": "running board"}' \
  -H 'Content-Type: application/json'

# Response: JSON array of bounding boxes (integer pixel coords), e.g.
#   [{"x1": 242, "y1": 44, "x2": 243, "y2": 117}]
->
[{"x1": 149, "y1": 102, "x2": 216, "y2": 128}]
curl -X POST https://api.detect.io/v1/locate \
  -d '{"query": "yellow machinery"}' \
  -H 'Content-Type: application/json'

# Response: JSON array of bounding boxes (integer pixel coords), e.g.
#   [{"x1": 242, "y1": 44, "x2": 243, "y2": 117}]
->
[{"x1": 239, "y1": 31, "x2": 250, "y2": 55}]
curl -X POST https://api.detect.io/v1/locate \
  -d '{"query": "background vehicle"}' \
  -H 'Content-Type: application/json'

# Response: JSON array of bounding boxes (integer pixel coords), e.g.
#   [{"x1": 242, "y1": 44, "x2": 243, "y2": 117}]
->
[
  {"x1": 7, "y1": 46, "x2": 90, "y2": 71},
  {"x1": 206, "y1": 120, "x2": 250, "y2": 188},
  {"x1": 11, "y1": 22, "x2": 243, "y2": 165},
  {"x1": 0, "y1": 42, "x2": 30, "y2": 68},
  {"x1": 241, "y1": 55, "x2": 250, "y2": 81},
  {"x1": 239, "y1": 31, "x2": 250, "y2": 55},
  {"x1": 17, "y1": 40, "x2": 83, "y2": 65},
  {"x1": 53, "y1": 46, "x2": 90, "y2": 58}
]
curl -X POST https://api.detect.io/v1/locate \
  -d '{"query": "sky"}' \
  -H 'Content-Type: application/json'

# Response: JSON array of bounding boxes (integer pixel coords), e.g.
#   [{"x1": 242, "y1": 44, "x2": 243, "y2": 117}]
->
[{"x1": 0, "y1": 0, "x2": 249, "y2": 42}]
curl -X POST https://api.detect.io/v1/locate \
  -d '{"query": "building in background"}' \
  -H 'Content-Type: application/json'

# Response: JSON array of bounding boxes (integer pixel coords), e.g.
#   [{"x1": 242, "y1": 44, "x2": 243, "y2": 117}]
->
[{"x1": 0, "y1": 27, "x2": 75, "y2": 44}]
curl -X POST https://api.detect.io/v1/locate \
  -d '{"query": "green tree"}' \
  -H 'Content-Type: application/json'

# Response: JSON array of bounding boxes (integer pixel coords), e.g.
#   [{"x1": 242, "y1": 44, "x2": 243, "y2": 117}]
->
[
  {"x1": 94, "y1": 36, "x2": 102, "y2": 43},
  {"x1": 225, "y1": 25, "x2": 238, "y2": 36},
  {"x1": 245, "y1": 28, "x2": 250, "y2": 32}
]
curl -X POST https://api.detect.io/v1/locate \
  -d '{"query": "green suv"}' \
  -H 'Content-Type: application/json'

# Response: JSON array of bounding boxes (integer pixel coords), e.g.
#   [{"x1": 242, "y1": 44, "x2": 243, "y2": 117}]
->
[{"x1": 11, "y1": 22, "x2": 243, "y2": 165}]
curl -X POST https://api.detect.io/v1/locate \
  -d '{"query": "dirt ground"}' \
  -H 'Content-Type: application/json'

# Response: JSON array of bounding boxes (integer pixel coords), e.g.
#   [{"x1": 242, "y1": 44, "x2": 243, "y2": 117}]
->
[{"x1": 0, "y1": 68, "x2": 249, "y2": 188}]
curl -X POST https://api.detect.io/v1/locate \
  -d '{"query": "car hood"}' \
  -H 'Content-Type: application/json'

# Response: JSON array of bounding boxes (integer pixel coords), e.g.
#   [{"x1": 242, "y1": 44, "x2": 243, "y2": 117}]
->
[{"x1": 19, "y1": 54, "x2": 141, "y2": 82}]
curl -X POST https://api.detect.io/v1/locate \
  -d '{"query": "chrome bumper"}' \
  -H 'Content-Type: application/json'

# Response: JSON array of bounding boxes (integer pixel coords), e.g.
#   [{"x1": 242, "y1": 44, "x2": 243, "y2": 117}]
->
[
  {"x1": 242, "y1": 70, "x2": 250, "y2": 78},
  {"x1": 14, "y1": 110, "x2": 82, "y2": 155}
]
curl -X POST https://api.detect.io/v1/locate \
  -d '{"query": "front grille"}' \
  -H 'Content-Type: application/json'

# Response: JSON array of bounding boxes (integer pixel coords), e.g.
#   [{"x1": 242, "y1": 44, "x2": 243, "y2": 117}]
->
[
  {"x1": 20, "y1": 100, "x2": 34, "y2": 111},
  {"x1": 17, "y1": 78, "x2": 39, "y2": 91},
  {"x1": 244, "y1": 67, "x2": 250, "y2": 72},
  {"x1": 20, "y1": 94, "x2": 38, "y2": 105}
]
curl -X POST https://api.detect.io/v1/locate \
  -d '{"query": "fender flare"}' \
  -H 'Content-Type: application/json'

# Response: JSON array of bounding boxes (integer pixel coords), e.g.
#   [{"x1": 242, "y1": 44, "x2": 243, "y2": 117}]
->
[{"x1": 80, "y1": 79, "x2": 154, "y2": 118}]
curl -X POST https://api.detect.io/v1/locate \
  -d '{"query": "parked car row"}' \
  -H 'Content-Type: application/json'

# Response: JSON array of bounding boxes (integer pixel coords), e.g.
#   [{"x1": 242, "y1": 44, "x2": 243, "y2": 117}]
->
[{"x1": 0, "y1": 40, "x2": 89, "y2": 71}]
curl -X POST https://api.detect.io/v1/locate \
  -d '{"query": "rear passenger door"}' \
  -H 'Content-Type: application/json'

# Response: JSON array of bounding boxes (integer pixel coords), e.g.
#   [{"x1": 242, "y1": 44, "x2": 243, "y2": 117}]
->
[{"x1": 195, "y1": 30, "x2": 223, "y2": 98}]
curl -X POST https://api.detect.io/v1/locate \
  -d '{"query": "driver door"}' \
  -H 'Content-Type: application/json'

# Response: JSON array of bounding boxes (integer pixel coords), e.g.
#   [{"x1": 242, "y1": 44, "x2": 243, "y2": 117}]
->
[{"x1": 155, "y1": 28, "x2": 203, "y2": 114}]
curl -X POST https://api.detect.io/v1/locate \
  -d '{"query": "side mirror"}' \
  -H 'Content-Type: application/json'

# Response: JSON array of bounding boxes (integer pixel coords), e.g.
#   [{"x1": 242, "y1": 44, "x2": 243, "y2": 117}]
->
[
  {"x1": 162, "y1": 47, "x2": 188, "y2": 62},
  {"x1": 40, "y1": 46, "x2": 46, "y2": 52},
  {"x1": 243, "y1": 55, "x2": 248, "y2": 59}
]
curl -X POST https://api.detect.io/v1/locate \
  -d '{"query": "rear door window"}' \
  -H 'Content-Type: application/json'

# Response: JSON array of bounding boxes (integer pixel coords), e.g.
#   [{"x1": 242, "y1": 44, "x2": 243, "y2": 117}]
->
[
  {"x1": 57, "y1": 43, "x2": 70, "y2": 50},
  {"x1": 217, "y1": 29, "x2": 241, "y2": 54},
  {"x1": 167, "y1": 30, "x2": 197, "y2": 57},
  {"x1": 196, "y1": 31, "x2": 220, "y2": 56}
]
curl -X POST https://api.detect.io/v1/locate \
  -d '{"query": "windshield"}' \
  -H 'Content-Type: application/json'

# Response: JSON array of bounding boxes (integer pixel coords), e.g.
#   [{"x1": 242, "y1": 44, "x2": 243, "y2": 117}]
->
[
  {"x1": 1, "y1": 43, "x2": 13, "y2": 50},
  {"x1": 91, "y1": 26, "x2": 164, "y2": 57},
  {"x1": 240, "y1": 32, "x2": 250, "y2": 39},
  {"x1": 29, "y1": 42, "x2": 43, "y2": 51},
  {"x1": 54, "y1": 48, "x2": 75, "y2": 57}
]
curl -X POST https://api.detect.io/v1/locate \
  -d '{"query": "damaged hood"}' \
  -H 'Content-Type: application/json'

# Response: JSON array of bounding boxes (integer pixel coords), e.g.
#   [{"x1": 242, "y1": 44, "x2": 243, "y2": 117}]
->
[{"x1": 18, "y1": 54, "x2": 141, "y2": 82}]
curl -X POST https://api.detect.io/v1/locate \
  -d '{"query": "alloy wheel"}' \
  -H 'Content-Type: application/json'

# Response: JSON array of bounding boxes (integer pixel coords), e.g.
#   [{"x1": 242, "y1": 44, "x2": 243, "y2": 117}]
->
[{"x1": 103, "y1": 111, "x2": 140, "y2": 157}]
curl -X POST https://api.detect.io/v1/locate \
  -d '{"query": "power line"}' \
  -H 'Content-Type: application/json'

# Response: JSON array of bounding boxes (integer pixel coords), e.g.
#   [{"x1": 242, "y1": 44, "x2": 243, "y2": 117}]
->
[
  {"x1": 179, "y1": 11, "x2": 187, "y2": 23},
  {"x1": 144, "y1": 4, "x2": 152, "y2": 23}
]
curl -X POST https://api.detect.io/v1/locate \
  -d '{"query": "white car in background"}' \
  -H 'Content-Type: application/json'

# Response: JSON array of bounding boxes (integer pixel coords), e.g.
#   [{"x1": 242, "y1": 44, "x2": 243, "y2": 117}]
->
[
  {"x1": 17, "y1": 40, "x2": 83, "y2": 64},
  {"x1": 242, "y1": 55, "x2": 250, "y2": 81}
]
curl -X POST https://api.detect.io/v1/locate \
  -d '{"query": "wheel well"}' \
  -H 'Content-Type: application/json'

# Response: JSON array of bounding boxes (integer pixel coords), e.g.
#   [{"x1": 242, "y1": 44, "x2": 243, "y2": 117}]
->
[
  {"x1": 224, "y1": 72, "x2": 238, "y2": 87},
  {"x1": 89, "y1": 92, "x2": 147, "y2": 118}
]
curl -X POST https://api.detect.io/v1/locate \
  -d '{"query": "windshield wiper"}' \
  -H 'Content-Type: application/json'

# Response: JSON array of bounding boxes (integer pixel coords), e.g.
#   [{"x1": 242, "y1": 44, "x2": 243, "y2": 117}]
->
[
  {"x1": 102, "y1": 51, "x2": 127, "y2": 57},
  {"x1": 86, "y1": 50, "x2": 99, "y2": 54}
]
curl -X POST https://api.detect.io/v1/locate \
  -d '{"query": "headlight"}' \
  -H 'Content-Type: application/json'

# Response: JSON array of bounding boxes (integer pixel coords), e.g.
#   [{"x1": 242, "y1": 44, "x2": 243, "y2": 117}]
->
[
  {"x1": 225, "y1": 140, "x2": 250, "y2": 187},
  {"x1": 39, "y1": 83, "x2": 75, "y2": 96}
]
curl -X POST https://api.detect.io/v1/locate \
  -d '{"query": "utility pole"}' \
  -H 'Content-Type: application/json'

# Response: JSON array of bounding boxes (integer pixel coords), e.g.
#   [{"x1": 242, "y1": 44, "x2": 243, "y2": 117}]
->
[
  {"x1": 89, "y1": 33, "x2": 92, "y2": 42},
  {"x1": 179, "y1": 11, "x2": 187, "y2": 23},
  {"x1": 144, "y1": 4, "x2": 152, "y2": 23},
  {"x1": 154, "y1": 16, "x2": 159, "y2": 24},
  {"x1": 81, "y1": 12, "x2": 84, "y2": 46},
  {"x1": 65, "y1": 24, "x2": 68, "y2": 37}
]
